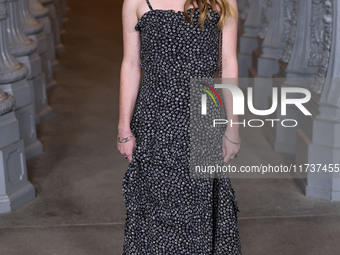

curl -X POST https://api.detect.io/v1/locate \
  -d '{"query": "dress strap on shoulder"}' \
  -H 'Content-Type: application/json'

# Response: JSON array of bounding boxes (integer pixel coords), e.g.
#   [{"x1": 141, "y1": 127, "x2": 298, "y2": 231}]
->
[{"x1": 146, "y1": 0, "x2": 153, "y2": 10}]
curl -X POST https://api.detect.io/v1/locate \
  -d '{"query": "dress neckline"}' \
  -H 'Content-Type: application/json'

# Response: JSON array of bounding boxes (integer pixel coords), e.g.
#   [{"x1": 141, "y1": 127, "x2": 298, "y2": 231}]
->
[{"x1": 135, "y1": 7, "x2": 220, "y2": 29}]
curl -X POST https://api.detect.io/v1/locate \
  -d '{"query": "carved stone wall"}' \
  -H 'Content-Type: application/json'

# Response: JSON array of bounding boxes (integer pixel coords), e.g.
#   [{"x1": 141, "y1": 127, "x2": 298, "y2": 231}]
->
[
  {"x1": 0, "y1": 0, "x2": 36, "y2": 214},
  {"x1": 5, "y1": 0, "x2": 43, "y2": 159},
  {"x1": 0, "y1": 0, "x2": 68, "y2": 212},
  {"x1": 40, "y1": 0, "x2": 64, "y2": 52},
  {"x1": 19, "y1": 0, "x2": 53, "y2": 123},
  {"x1": 296, "y1": 0, "x2": 340, "y2": 201},
  {"x1": 237, "y1": 0, "x2": 340, "y2": 201}
]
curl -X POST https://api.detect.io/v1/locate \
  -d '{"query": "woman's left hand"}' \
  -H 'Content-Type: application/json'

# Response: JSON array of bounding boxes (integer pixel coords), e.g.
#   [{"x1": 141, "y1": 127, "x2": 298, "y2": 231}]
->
[{"x1": 222, "y1": 129, "x2": 240, "y2": 163}]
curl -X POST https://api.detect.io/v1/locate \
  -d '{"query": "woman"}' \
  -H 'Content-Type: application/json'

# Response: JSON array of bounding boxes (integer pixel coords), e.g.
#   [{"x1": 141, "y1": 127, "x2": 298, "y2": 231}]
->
[{"x1": 118, "y1": 0, "x2": 241, "y2": 253}]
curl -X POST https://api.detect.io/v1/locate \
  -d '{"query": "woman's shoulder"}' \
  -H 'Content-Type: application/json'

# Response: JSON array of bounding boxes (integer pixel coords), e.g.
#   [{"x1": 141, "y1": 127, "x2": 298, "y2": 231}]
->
[
  {"x1": 123, "y1": 0, "x2": 145, "y2": 16},
  {"x1": 123, "y1": 0, "x2": 149, "y2": 27}
]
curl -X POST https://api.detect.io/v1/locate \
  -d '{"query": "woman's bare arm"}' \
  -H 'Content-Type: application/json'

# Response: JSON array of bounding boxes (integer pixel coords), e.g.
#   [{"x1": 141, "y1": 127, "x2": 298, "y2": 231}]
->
[
  {"x1": 220, "y1": 0, "x2": 240, "y2": 162},
  {"x1": 117, "y1": 0, "x2": 142, "y2": 161}
]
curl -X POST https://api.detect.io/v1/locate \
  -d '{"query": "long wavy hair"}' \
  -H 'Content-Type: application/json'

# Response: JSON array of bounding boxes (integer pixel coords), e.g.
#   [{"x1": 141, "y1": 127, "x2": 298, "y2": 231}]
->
[{"x1": 184, "y1": 0, "x2": 238, "y2": 29}]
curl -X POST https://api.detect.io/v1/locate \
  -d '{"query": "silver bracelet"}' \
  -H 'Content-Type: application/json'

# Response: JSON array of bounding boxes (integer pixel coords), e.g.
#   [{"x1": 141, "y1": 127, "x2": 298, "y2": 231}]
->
[
  {"x1": 117, "y1": 133, "x2": 134, "y2": 143},
  {"x1": 224, "y1": 134, "x2": 241, "y2": 144}
]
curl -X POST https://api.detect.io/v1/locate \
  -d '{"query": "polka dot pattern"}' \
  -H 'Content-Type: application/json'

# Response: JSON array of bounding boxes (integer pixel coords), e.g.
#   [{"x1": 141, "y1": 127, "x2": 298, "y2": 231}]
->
[{"x1": 122, "y1": 2, "x2": 242, "y2": 254}]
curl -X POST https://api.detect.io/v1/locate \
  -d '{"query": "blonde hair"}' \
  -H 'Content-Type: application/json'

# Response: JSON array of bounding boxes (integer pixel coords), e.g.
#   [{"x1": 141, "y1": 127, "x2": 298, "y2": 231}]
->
[{"x1": 184, "y1": 0, "x2": 238, "y2": 29}]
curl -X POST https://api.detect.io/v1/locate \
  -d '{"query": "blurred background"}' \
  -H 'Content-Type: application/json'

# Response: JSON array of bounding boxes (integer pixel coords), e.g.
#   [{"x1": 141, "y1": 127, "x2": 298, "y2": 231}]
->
[{"x1": 0, "y1": 0, "x2": 340, "y2": 254}]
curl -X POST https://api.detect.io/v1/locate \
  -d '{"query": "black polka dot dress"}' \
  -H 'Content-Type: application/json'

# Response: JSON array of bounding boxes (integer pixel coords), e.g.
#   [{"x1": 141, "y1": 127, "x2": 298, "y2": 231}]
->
[{"x1": 122, "y1": 1, "x2": 242, "y2": 254}]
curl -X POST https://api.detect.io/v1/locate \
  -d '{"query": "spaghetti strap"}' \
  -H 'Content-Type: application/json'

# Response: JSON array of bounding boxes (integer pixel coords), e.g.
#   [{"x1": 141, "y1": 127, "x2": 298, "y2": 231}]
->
[{"x1": 146, "y1": 0, "x2": 153, "y2": 10}]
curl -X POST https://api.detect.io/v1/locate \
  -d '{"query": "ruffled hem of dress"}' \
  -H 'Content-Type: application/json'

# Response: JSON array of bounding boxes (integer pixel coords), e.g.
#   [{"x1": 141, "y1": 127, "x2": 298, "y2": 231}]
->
[{"x1": 123, "y1": 166, "x2": 239, "y2": 226}]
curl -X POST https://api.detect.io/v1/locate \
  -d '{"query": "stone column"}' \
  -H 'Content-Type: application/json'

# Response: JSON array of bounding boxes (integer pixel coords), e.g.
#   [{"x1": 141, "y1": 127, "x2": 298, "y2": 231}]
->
[
  {"x1": 250, "y1": 0, "x2": 287, "y2": 110},
  {"x1": 279, "y1": 0, "x2": 319, "y2": 78},
  {"x1": 237, "y1": 0, "x2": 266, "y2": 78},
  {"x1": 0, "y1": 90, "x2": 36, "y2": 214},
  {"x1": 238, "y1": 0, "x2": 249, "y2": 21},
  {"x1": 57, "y1": 0, "x2": 68, "y2": 32},
  {"x1": 29, "y1": 0, "x2": 58, "y2": 91},
  {"x1": 61, "y1": 0, "x2": 68, "y2": 18},
  {"x1": 19, "y1": 0, "x2": 53, "y2": 123},
  {"x1": 0, "y1": 0, "x2": 36, "y2": 214},
  {"x1": 40, "y1": 0, "x2": 64, "y2": 54},
  {"x1": 258, "y1": 0, "x2": 273, "y2": 40},
  {"x1": 53, "y1": 0, "x2": 63, "y2": 32},
  {"x1": 5, "y1": 0, "x2": 43, "y2": 159},
  {"x1": 265, "y1": 0, "x2": 325, "y2": 155},
  {"x1": 237, "y1": 0, "x2": 249, "y2": 53},
  {"x1": 296, "y1": 0, "x2": 340, "y2": 201},
  {"x1": 250, "y1": 0, "x2": 286, "y2": 78},
  {"x1": 277, "y1": 0, "x2": 299, "y2": 74}
]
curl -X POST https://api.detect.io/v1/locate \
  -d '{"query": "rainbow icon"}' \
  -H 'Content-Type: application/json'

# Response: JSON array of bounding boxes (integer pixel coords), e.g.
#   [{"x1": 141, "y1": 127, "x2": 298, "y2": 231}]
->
[{"x1": 199, "y1": 83, "x2": 223, "y2": 106}]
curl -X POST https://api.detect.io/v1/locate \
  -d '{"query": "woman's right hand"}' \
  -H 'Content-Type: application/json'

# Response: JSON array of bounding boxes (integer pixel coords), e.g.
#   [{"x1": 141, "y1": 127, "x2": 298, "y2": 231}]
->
[{"x1": 117, "y1": 130, "x2": 136, "y2": 163}]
